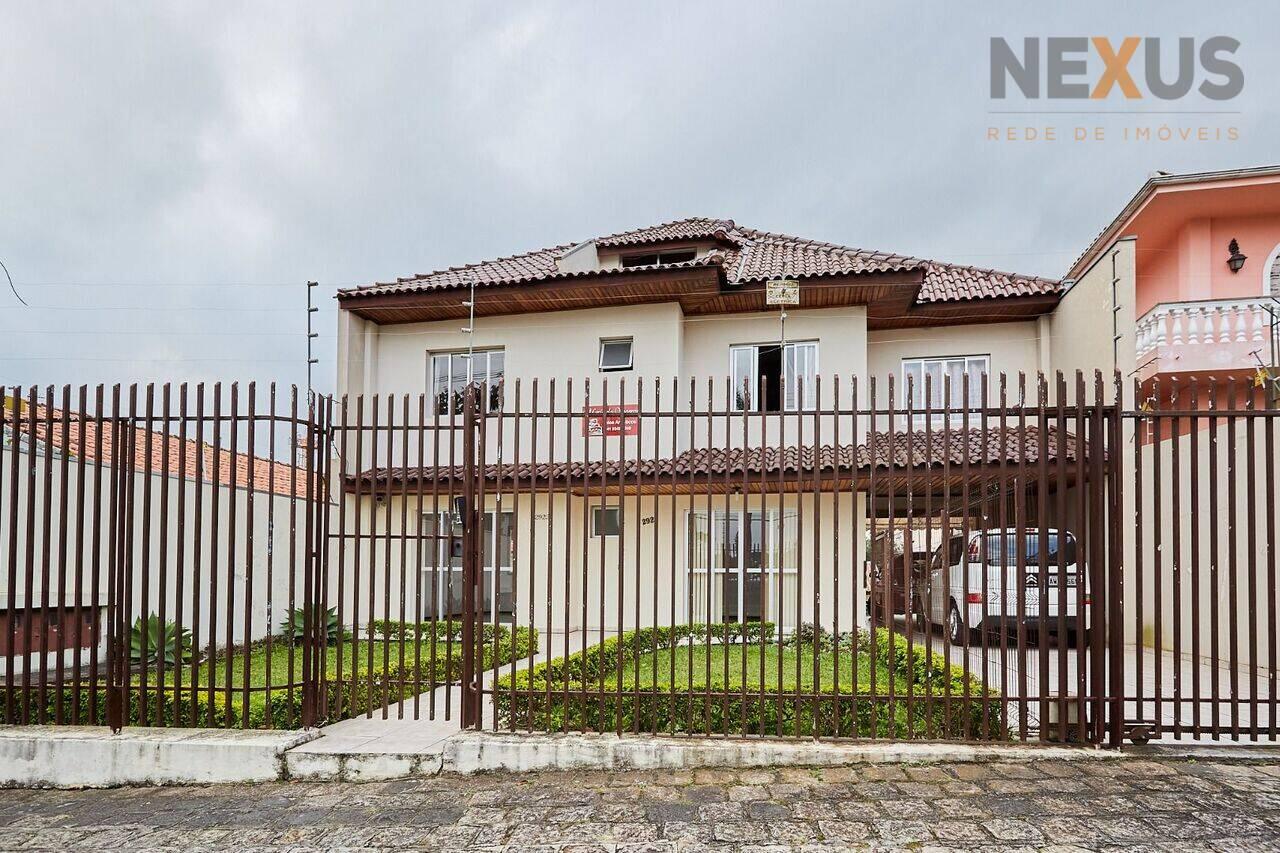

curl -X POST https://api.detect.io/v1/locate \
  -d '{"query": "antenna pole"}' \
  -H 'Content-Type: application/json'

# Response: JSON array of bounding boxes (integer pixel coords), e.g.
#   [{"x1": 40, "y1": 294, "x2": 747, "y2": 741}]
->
[
  {"x1": 461, "y1": 277, "x2": 477, "y2": 382},
  {"x1": 306, "y1": 281, "x2": 319, "y2": 402}
]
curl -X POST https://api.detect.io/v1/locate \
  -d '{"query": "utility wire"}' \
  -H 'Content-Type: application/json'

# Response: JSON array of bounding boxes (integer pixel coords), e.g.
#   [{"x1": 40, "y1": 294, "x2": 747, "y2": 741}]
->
[{"x1": 1, "y1": 258, "x2": 26, "y2": 306}]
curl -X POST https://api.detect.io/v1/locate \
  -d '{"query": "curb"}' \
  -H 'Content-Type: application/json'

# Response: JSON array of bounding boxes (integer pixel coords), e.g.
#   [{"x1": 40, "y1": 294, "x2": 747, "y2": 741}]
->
[
  {"x1": 0, "y1": 725, "x2": 319, "y2": 789},
  {"x1": 439, "y1": 731, "x2": 1122, "y2": 775}
]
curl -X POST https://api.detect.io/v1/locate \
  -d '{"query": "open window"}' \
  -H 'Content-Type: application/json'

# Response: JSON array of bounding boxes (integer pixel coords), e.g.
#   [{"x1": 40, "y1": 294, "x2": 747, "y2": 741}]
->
[
  {"x1": 430, "y1": 348, "x2": 504, "y2": 414},
  {"x1": 598, "y1": 338, "x2": 634, "y2": 372},
  {"x1": 620, "y1": 249, "x2": 696, "y2": 268},
  {"x1": 729, "y1": 341, "x2": 818, "y2": 412}
]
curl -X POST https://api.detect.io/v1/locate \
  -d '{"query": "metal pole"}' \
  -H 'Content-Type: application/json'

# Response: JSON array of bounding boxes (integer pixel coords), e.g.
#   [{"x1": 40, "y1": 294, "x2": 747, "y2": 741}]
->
[{"x1": 306, "y1": 281, "x2": 319, "y2": 402}]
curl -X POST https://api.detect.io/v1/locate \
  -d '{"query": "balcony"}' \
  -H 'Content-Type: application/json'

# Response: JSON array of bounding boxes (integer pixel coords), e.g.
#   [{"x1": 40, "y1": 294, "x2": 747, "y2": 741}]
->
[{"x1": 1136, "y1": 296, "x2": 1279, "y2": 381}]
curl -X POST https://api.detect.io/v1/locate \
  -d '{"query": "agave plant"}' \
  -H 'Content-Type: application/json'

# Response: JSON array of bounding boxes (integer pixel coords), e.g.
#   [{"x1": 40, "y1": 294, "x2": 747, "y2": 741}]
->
[
  {"x1": 129, "y1": 615, "x2": 193, "y2": 668},
  {"x1": 278, "y1": 606, "x2": 343, "y2": 645}
]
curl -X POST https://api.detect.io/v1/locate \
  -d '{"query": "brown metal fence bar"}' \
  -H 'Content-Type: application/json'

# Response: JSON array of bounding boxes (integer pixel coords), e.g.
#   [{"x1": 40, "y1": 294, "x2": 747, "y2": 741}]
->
[
  {"x1": 1, "y1": 385, "x2": 12, "y2": 723},
  {"x1": 460, "y1": 384, "x2": 478, "y2": 729},
  {"x1": 1208, "y1": 378, "x2": 1221, "y2": 739},
  {"x1": 885, "y1": 374, "x2": 898, "y2": 730},
  {"x1": 1227, "y1": 379, "x2": 1240, "y2": 738},
  {"x1": 52, "y1": 388, "x2": 70, "y2": 723},
  {"x1": 1014, "y1": 374, "x2": 1028, "y2": 741},
  {"x1": 1246, "y1": 381, "x2": 1258, "y2": 738},
  {"x1": 959, "y1": 374, "x2": 973, "y2": 740},
  {"x1": 36, "y1": 387, "x2": 53, "y2": 724},
  {"x1": 104, "y1": 384, "x2": 122, "y2": 731},
  {"x1": 832, "y1": 375, "x2": 843, "y2": 737},
  {"x1": 1035, "y1": 375, "x2": 1049, "y2": 741},
  {"x1": 1053, "y1": 372, "x2": 1068, "y2": 743},
  {"x1": 1268, "y1": 384, "x2": 1277, "y2": 740},
  {"x1": 1108, "y1": 371, "x2": 1125, "y2": 749},
  {"x1": 1169, "y1": 377, "x2": 1182, "y2": 738},
  {"x1": 73, "y1": 386, "x2": 91, "y2": 724},
  {"x1": 995, "y1": 376, "x2": 1011, "y2": 739},
  {"x1": 936, "y1": 374, "x2": 950, "y2": 741}
]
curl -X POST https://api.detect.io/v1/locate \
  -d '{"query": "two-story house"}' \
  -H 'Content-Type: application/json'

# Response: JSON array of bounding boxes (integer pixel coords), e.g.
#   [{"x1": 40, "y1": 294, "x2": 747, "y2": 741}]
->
[{"x1": 334, "y1": 217, "x2": 1113, "y2": 639}]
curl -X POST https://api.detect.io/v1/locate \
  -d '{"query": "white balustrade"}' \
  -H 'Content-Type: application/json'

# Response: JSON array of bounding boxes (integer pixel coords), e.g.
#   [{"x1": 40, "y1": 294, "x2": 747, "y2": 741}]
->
[{"x1": 1135, "y1": 297, "x2": 1278, "y2": 369}]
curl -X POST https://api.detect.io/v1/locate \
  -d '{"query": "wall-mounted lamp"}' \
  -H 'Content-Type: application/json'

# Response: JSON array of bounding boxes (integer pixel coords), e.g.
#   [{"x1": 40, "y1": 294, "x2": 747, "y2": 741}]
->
[{"x1": 1227, "y1": 238, "x2": 1248, "y2": 273}]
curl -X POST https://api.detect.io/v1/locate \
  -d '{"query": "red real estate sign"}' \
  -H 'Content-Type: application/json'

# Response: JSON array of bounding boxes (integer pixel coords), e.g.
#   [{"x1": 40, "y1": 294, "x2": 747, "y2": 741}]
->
[{"x1": 583, "y1": 404, "x2": 639, "y2": 437}]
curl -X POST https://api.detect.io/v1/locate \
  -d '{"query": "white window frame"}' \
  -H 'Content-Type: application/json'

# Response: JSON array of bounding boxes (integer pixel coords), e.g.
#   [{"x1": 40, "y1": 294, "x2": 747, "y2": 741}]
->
[
  {"x1": 900, "y1": 354, "x2": 990, "y2": 421},
  {"x1": 592, "y1": 506, "x2": 622, "y2": 537},
  {"x1": 420, "y1": 508, "x2": 514, "y2": 619},
  {"x1": 428, "y1": 348, "x2": 505, "y2": 414},
  {"x1": 728, "y1": 341, "x2": 819, "y2": 412},
  {"x1": 619, "y1": 247, "x2": 698, "y2": 268},
  {"x1": 683, "y1": 508, "x2": 799, "y2": 626},
  {"x1": 1263, "y1": 242, "x2": 1280, "y2": 297},
  {"x1": 598, "y1": 337, "x2": 634, "y2": 372}
]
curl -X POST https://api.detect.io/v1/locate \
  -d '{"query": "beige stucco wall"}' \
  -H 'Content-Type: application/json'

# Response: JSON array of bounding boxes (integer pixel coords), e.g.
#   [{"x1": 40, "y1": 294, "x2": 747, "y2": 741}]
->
[
  {"x1": 339, "y1": 489, "x2": 866, "y2": 639},
  {"x1": 1047, "y1": 236, "x2": 1137, "y2": 403},
  {"x1": 352, "y1": 302, "x2": 684, "y2": 409},
  {"x1": 867, "y1": 321, "x2": 1042, "y2": 392}
]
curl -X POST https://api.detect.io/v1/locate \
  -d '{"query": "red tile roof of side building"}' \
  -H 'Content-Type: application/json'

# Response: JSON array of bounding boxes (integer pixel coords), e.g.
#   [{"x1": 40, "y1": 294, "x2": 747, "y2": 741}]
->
[{"x1": 2, "y1": 399, "x2": 312, "y2": 500}]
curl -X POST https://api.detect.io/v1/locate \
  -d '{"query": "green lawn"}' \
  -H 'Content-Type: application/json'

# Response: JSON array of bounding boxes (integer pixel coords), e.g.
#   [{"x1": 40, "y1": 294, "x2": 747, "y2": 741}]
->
[
  {"x1": 610, "y1": 643, "x2": 877, "y2": 692},
  {"x1": 494, "y1": 623, "x2": 1004, "y2": 739},
  {"x1": 12, "y1": 622, "x2": 539, "y2": 730}
]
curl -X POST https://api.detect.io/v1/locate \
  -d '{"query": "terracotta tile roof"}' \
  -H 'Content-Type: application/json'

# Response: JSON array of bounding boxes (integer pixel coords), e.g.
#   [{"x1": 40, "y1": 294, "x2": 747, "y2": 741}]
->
[
  {"x1": 350, "y1": 426, "x2": 1078, "y2": 491},
  {"x1": 3, "y1": 401, "x2": 311, "y2": 499},
  {"x1": 338, "y1": 217, "x2": 1060, "y2": 305}
]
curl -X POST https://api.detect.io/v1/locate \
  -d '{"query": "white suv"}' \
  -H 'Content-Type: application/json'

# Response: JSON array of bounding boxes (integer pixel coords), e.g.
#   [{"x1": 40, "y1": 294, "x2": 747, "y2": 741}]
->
[{"x1": 919, "y1": 528, "x2": 1086, "y2": 646}]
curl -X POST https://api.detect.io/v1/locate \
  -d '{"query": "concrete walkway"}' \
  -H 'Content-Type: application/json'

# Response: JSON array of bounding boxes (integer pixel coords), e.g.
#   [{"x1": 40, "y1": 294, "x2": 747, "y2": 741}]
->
[{"x1": 294, "y1": 628, "x2": 591, "y2": 757}]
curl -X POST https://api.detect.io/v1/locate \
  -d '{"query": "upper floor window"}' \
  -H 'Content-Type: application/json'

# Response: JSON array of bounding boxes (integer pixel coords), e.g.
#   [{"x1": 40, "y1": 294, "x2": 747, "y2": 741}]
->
[
  {"x1": 620, "y1": 249, "x2": 696, "y2": 268},
  {"x1": 598, "y1": 338, "x2": 634, "y2": 372},
  {"x1": 730, "y1": 341, "x2": 818, "y2": 412},
  {"x1": 431, "y1": 348, "x2": 504, "y2": 415},
  {"x1": 901, "y1": 355, "x2": 989, "y2": 415}
]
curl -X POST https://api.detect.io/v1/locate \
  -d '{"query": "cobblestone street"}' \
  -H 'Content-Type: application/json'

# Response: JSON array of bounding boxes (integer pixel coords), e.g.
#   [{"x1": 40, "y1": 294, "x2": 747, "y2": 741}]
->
[{"x1": 2, "y1": 757, "x2": 1280, "y2": 851}]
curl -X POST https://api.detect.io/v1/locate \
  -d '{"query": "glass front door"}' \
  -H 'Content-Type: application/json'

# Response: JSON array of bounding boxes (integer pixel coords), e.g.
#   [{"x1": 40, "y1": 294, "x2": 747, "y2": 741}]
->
[
  {"x1": 687, "y1": 509, "x2": 797, "y2": 627},
  {"x1": 421, "y1": 510, "x2": 515, "y2": 621}
]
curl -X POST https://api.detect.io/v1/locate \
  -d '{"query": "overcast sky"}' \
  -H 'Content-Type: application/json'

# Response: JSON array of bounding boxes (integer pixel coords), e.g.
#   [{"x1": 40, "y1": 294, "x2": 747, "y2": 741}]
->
[{"x1": 1, "y1": 2, "x2": 1276, "y2": 396}]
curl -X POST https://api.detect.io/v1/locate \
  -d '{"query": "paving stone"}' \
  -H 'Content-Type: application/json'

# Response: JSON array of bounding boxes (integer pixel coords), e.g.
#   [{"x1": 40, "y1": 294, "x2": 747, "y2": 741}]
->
[{"x1": 6, "y1": 756, "x2": 1280, "y2": 851}]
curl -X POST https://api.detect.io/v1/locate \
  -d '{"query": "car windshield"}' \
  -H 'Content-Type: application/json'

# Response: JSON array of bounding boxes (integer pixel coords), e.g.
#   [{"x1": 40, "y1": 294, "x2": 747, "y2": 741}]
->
[{"x1": 983, "y1": 532, "x2": 1077, "y2": 567}]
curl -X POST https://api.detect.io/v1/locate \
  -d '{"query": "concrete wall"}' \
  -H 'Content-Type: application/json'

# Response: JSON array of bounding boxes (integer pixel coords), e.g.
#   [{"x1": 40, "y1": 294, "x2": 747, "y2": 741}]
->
[
  {"x1": 0, "y1": 444, "x2": 313, "y2": 676},
  {"x1": 330, "y1": 489, "x2": 866, "y2": 638},
  {"x1": 1047, "y1": 236, "x2": 1136, "y2": 404},
  {"x1": 1133, "y1": 419, "x2": 1280, "y2": 669}
]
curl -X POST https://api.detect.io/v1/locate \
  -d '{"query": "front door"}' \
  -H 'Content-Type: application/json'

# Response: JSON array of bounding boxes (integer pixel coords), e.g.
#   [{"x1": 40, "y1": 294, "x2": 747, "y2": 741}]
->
[
  {"x1": 422, "y1": 509, "x2": 515, "y2": 620},
  {"x1": 687, "y1": 508, "x2": 796, "y2": 626}
]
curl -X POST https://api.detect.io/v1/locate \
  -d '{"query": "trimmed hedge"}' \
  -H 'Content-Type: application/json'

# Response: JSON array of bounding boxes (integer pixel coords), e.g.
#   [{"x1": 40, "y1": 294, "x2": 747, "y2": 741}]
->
[
  {"x1": 493, "y1": 623, "x2": 1006, "y2": 740},
  {"x1": 6, "y1": 621, "x2": 539, "y2": 730}
]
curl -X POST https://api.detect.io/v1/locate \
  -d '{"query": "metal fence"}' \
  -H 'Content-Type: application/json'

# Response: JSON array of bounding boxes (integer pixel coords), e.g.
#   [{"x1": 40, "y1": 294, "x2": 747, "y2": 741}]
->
[
  {"x1": 1, "y1": 383, "x2": 328, "y2": 730},
  {"x1": 2, "y1": 372, "x2": 1277, "y2": 747}
]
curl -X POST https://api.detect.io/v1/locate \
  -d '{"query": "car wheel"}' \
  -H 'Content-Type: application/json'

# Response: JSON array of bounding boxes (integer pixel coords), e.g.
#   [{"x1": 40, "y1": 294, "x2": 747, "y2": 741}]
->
[{"x1": 948, "y1": 602, "x2": 970, "y2": 646}]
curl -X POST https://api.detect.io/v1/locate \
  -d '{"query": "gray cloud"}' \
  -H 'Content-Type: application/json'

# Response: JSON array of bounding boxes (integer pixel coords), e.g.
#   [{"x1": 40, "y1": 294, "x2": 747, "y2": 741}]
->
[{"x1": 1, "y1": 1, "x2": 1275, "y2": 392}]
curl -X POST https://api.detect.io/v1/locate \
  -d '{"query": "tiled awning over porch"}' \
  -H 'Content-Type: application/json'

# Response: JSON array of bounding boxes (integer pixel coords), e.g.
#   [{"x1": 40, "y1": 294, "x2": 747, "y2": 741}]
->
[{"x1": 346, "y1": 426, "x2": 1085, "y2": 496}]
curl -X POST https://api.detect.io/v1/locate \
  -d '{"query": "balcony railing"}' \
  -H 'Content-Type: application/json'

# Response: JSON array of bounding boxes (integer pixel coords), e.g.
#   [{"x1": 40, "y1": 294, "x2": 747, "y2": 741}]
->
[{"x1": 1136, "y1": 296, "x2": 1279, "y2": 378}]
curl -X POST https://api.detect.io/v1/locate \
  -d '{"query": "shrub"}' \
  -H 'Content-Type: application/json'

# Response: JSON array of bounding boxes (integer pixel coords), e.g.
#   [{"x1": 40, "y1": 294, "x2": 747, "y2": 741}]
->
[
  {"x1": 493, "y1": 623, "x2": 1005, "y2": 740},
  {"x1": 129, "y1": 616, "x2": 193, "y2": 668},
  {"x1": 279, "y1": 606, "x2": 345, "y2": 645}
]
